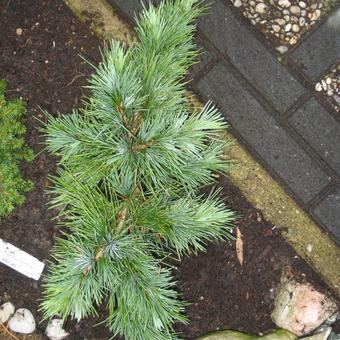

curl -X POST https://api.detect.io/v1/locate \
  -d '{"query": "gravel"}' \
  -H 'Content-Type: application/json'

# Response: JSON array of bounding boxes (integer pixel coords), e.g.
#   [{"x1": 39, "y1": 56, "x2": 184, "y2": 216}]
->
[
  {"x1": 315, "y1": 64, "x2": 340, "y2": 112},
  {"x1": 230, "y1": 0, "x2": 332, "y2": 52}
]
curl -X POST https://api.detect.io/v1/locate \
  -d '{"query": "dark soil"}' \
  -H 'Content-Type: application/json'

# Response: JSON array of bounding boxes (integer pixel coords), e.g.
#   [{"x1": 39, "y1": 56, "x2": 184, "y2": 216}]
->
[{"x1": 0, "y1": 1, "x2": 337, "y2": 339}]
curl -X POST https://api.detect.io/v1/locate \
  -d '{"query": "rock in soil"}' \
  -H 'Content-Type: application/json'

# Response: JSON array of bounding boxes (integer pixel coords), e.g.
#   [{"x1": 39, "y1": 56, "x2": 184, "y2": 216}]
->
[
  {"x1": 8, "y1": 308, "x2": 36, "y2": 334},
  {"x1": 301, "y1": 327, "x2": 332, "y2": 340},
  {"x1": 195, "y1": 329, "x2": 297, "y2": 339},
  {"x1": 46, "y1": 319, "x2": 69, "y2": 340},
  {"x1": 0, "y1": 302, "x2": 15, "y2": 324},
  {"x1": 272, "y1": 278, "x2": 338, "y2": 336}
]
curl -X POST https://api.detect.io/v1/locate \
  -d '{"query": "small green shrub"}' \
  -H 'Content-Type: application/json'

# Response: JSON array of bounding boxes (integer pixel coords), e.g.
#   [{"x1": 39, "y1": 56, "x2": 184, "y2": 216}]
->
[{"x1": 0, "y1": 79, "x2": 33, "y2": 220}]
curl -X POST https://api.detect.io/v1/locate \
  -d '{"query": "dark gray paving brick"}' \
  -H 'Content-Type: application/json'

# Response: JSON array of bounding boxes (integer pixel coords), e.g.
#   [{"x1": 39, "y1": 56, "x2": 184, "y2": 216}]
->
[
  {"x1": 313, "y1": 187, "x2": 340, "y2": 242},
  {"x1": 196, "y1": 63, "x2": 330, "y2": 203},
  {"x1": 289, "y1": 97, "x2": 340, "y2": 175},
  {"x1": 108, "y1": 0, "x2": 160, "y2": 22},
  {"x1": 188, "y1": 41, "x2": 215, "y2": 81},
  {"x1": 290, "y1": 13, "x2": 340, "y2": 81},
  {"x1": 197, "y1": 0, "x2": 305, "y2": 113}
]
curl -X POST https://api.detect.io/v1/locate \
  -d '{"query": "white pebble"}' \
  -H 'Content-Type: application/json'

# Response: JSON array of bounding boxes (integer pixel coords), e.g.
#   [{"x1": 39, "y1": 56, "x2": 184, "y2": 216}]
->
[
  {"x1": 233, "y1": 0, "x2": 242, "y2": 8},
  {"x1": 292, "y1": 24, "x2": 300, "y2": 32},
  {"x1": 8, "y1": 308, "x2": 36, "y2": 334},
  {"x1": 275, "y1": 18, "x2": 286, "y2": 25},
  {"x1": 289, "y1": 36, "x2": 298, "y2": 45},
  {"x1": 272, "y1": 24, "x2": 281, "y2": 32},
  {"x1": 299, "y1": 17, "x2": 306, "y2": 26},
  {"x1": 321, "y1": 80, "x2": 328, "y2": 90},
  {"x1": 285, "y1": 23, "x2": 292, "y2": 32},
  {"x1": 327, "y1": 89, "x2": 334, "y2": 96},
  {"x1": 0, "y1": 302, "x2": 15, "y2": 324},
  {"x1": 326, "y1": 78, "x2": 332, "y2": 85},
  {"x1": 290, "y1": 5, "x2": 301, "y2": 15},
  {"x1": 298, "y1": 1, "x2": 306, "y2": 8},
  {"x1": 46, "y1": 319, "x2": 69, "y2": 340},
  {"x1": 309, "y1": 9, "x2": 321, "y2": 21},
  {"x1": 278, "y1": 0, "x2": 291, "y2": 8},
  {"x1": 315, "y1": 83, "x2": 323, "y2": 92},
  {"x1": 307, "y1": 244, "x2": 312, "y2": 252},
  {"x1": 255, "y1": 3, "x2": 267, "y2": 14},
  {"x1": 276, "y1": 45, "x2": 289, "y2": 54},
  {"x1": 16, "y1": 28, "x2": 23, "y2": 36}
]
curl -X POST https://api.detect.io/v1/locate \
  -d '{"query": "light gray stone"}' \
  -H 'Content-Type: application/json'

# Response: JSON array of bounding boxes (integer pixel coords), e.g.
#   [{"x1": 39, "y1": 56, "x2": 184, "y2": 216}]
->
[
  {"x1": 272, "y1": 279, "x2": 338, "y2": 336},
  {"x1": 8, "y1": 308, "x2": 36, "y2": 334}
]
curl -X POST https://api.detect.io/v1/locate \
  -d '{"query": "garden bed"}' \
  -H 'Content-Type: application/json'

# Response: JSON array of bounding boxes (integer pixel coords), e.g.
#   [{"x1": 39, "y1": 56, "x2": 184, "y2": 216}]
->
[{"x1": 0, "y1": 0, "x2": 338, "y2": 339}]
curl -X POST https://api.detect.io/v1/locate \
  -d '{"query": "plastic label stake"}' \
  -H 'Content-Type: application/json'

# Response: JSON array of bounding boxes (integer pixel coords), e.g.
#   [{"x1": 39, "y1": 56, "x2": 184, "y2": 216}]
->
[{"x1": 0, "y1": 239, "x2": 45, "y2": 280}]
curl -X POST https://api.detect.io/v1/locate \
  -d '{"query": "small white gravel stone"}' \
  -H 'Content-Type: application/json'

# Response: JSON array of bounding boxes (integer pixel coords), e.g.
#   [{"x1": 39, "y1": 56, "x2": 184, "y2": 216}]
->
[
  {"x1": 284, "y1": 14, "x2": 290, "y2": 21},
  {"x1": 278, "y1": 0, "x2": 291, "y2": 8},
  {"x1": 299, "y1": 1, "x2": 306, "y2": 8},
  {"x1": 315, "y1": 83, "x2": 323, "y2": 92},
  {"x1": 299, "y1": 17, "x2": 306, "y2": 26},
  {"x1": 285, "y1": 23, "x2": 292, "y2": 32},
  {"x1": 327, "y1": 89, "x2": 334, "y2": 96},
  {"x1": 275, "y1": 18, "x2": 286, "y2": 25},
  {"x1": 255, "y1": 3, "x2": 267, "y2": 14},
  {"x1": 233, "y1": 0, "x2": 243, "y2": 8},
  {"x1": 292, "y1": 24, "x2": 300, "y2": 32},
  {"x1": 309, "y1": 9, "x2": 321, "y2": 21},
  {"x1": 0, "y1": 302, "x2": 15, "y2": 324},
  {"x1": 290, "y1": 5, "x2": 301, "y2": 15},
  {"x1": 46, "y1": 319, "x2": 69, "y2": 340},
  {"x1": 272, "y1": 24, "x2": 281, "y2": 32},
  {"x1": 326, "y1": 77, "x2": 332, "y2": 85},
  {"x1": 289, "y1": 36, "x2": 298, "y2": 44},
  {"x1": 276, "y1": 45, "x2": 289, "y2": 54},
  {"x1": 8, "y1": 308, "x2": 36, "y2": 334}
]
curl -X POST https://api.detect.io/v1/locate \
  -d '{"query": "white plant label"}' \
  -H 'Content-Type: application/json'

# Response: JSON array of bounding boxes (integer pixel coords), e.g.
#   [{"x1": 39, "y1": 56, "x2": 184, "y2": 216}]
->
[{"x1": 0, "y1": 239, "x2": 45, "y2": 280}]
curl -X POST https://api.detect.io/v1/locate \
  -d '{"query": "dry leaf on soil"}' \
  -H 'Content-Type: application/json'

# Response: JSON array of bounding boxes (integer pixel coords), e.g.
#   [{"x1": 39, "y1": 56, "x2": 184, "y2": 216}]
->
[{"x1": 236, "y1": 227, "x2": 244, "y2": 266}]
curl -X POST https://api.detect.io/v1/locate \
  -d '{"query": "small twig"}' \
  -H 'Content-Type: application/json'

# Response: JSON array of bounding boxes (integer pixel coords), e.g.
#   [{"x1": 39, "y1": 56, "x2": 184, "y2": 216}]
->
[
  {"x1": 116, "y1": 206, "x2": 128, "y2": 231},
  {"x1": 0, "y1": 323, "x2": 20, "y2": 340},
  {"x1": 94, "y1": 247, "x2": 104, "y2": 262},
  {"x1": 131, "y1": 142, "x2": 153, "y2": 152},
  {"x1": 67, "y1": 73, "x2": 85, "y2": 86},
  {"x1": 131, "y1": 111, "x2": 143, "y2": 135}
]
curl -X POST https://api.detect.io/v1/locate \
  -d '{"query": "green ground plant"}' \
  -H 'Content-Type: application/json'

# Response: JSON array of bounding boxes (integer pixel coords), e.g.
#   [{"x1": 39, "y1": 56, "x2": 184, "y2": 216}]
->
[
  {"x1": 40, "y1": 1, "x2": 236, "y2": 339},
  {"x1": 0, "y1": 80, "x2": 33, "y2": 220}
]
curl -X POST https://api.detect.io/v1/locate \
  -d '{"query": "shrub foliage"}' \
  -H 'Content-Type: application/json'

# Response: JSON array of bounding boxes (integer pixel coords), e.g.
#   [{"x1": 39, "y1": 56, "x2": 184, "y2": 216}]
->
[
  {"x1": 0, "y1": 80, "x2": 33, "y2": 220},
  {"x1": 41, "y1": 1, "x2": 236, "y2": 339}
]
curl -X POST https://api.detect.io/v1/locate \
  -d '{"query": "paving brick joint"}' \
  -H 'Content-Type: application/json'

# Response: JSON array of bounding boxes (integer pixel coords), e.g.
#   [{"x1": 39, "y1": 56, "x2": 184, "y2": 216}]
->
[{"x1": 108, "y1": 0, "x2": 340, "y2": 245}]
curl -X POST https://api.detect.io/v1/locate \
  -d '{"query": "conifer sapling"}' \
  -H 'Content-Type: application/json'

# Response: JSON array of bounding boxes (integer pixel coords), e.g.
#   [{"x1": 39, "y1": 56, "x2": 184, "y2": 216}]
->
[{"x1": 40, "y1": 1, "x2": 236, "y2": 339}]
